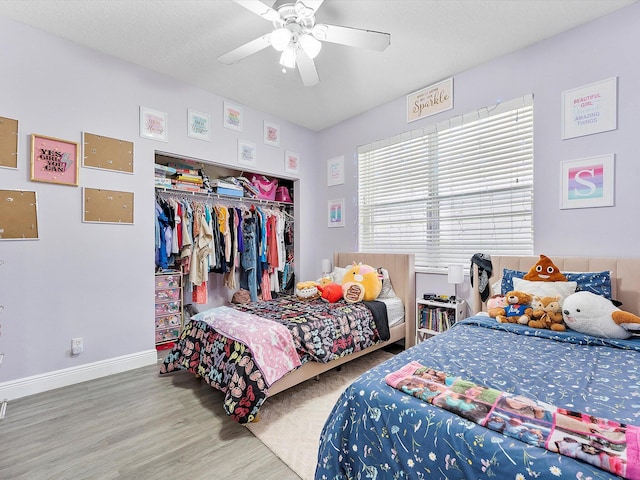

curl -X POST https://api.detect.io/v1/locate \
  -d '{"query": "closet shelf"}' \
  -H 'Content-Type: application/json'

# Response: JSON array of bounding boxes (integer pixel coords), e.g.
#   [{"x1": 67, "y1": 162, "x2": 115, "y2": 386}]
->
[{"x1": 155, "y1": 186, "x2": 293, "y2": 207}]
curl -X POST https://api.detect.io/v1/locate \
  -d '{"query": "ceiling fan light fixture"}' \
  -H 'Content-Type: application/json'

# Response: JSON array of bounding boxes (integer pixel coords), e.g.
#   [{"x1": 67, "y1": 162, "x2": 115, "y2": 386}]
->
[
  {"x1": 311, "y1": 24, "x2": 328, "y2": 41},
  {"x1": 270, "y1": 27, "x2": 292, "y2": 51},
  {"x1": 299, "y1": 33, "x2": 321, "y2": 59},
  {"x1": 279, "y1": 45, "x2": 297, "y2": 69}
]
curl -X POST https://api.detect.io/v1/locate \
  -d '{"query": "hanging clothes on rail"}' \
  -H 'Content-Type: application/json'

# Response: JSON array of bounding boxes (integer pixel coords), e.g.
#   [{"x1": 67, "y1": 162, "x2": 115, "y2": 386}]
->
[{"x1": 155, "y1": 189, "x2": 294, "y2": 300}]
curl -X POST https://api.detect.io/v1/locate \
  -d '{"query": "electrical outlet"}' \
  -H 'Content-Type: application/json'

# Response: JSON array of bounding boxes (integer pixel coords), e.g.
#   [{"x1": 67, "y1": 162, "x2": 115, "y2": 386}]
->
[{"x1": 71, "y1": 337, "x2": 83, "y2": 355}]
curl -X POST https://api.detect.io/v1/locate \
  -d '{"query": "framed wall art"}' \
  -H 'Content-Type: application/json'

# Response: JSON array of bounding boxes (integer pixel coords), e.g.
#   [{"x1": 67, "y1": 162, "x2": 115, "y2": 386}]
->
[
  {"x1": 327, "y1": 155, "x2": 344, "y2": 186},
  {"x1": 238, "y1": 139, "x2": 256, "y2": 167},
  {"x1": 0, "y1": 189, "x2": 39, "y2": 240},
  {"x1": 30, "y1": 134, "x2": 79, "y2": 186},
  {"x1": 83, "y1": 132, "x2": 134, "y2": 174},
  {"x1": 0, "y1": 116, "x2": 18, "y2": 169},
  {"x1": 284, "y1": 150, "x2": 299, "y2": 174},
  {"x1": 561, "y1": 77, "x2": 617, "y2": 140},
  {"x1": 83, "y1": 188, "x2": 134, "y2": 224},
  {"x1": 140, "y1": 106, "x2": 168, "y2": 142},
  {"x1": 407, "y1": 77, "x2": 453, "y2": 123},
  {"x1": 223, "y1": 101, "x2": 243, "y2": 132},
  {"x1": 560, "y1": 154, "x2": 615, "y2": 209},
  {"x1": 187, "y1": 109, "x2": 211, "y2": 141},
  {"x1": 263, "y1": 120, "x2": 280, "y2": 147},
  {"x1": 328, "y1": 198, "x2": 345, "y2": 228}
]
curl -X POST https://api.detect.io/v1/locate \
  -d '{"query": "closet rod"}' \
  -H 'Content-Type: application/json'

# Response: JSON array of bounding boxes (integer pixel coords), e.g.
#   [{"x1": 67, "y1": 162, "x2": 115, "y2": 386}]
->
[{"x1": 155, "y1": 187, "x2": 293, "y2": 209}]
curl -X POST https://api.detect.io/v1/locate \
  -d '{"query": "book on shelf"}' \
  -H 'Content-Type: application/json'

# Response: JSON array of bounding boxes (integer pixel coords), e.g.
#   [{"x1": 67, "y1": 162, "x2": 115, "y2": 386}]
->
[
  {"x1": 419, "y1": 306, "x2": 454, "y2": 332},
  {"x1": 167, "y1": 163, "x2": 199, "y2": 175},
  {"x1": 236, "y1": 176, "x2": 260, "y2": 197},
  {"x1": 154, "y1": 164, "x2": 177, "y2": 175},
  {"x1": 155, "y1": 177, "x2": 172, "y2": 188},
  {"x1": 172, "y1": 174, "x2": 203, "y2": 184},
  {"x1": 212, "y1": 179, "x2": 242, "y2": 191},
  {"x1": 171, "y1": 184, "x2": 203, "y2": 193}
]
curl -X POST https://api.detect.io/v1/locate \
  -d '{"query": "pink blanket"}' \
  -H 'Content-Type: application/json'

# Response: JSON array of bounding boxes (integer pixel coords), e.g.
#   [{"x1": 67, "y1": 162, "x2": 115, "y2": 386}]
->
[
  {"x1": 193, "y1": 306, "x2": 301, "y2": 387},
  {"x1": 386, "y1": 361, "x2": 640, "y2": 480}
]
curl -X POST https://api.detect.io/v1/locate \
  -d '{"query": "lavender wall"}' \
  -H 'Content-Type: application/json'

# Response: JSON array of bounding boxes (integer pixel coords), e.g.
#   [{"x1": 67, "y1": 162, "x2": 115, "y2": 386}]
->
[
  {"x1": 0, "y1": 17, "x2": 316, "y2": 391},
  {"x1": 316, "y1": 4, "x2": 640, "y2": 297},
  {"x1": 1, "y1": 3, "x2": 639, "y2": 393}
]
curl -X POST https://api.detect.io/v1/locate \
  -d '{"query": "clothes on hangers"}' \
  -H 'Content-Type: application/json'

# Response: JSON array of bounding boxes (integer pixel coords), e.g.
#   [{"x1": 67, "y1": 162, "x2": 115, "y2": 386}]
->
[{"x1": 155, "y1": 191, "x2": 293, "y2": 300}]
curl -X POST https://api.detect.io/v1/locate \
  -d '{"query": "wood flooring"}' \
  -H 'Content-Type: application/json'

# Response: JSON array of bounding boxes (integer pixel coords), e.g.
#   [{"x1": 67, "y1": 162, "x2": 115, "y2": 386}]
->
[{"x1": 0, "y1": 356, "x2": 301, "y2": 480}]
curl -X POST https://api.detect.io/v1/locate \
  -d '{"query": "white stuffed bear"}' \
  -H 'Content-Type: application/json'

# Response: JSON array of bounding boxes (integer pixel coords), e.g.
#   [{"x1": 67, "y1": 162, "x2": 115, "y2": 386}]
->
[{"x1": 562, "y1": 291, "x2": 640, "y2": 339}]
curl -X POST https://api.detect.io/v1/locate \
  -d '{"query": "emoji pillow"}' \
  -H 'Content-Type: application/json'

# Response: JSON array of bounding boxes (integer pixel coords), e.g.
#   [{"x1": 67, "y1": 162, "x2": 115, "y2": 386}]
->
[{"x1": 523, "y1": 255, "x2": 567, "y2": 282}]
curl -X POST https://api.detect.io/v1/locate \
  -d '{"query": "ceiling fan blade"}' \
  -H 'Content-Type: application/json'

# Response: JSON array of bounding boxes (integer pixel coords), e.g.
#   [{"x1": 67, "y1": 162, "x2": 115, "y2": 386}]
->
[
  {"x1": 233, "y1": 0, "x2": 280, "y2": 21},
  {"x1": 296, "y1": 50, "x2": 320, "y2": 87},
  {"x1": 317, "y1": 24, "x2": 390, "y2": 51},
  {"x1": 218, "y1": 34, "x2": 271, "y2": 64}
]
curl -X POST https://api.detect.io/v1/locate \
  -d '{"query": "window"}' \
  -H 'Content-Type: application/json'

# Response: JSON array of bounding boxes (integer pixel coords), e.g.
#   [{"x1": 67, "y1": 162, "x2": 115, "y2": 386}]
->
[{"x1": 358, "y1": 95, "x2": 533, "y2": 269}]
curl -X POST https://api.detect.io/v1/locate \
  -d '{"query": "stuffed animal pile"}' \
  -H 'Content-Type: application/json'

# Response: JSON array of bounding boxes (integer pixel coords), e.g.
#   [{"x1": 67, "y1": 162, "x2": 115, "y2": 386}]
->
[
  {"x1": 490, "y1": 290, "x2": 534, "y2": 324},
  {"x1": 488, "y1": 254, "x2": 640, "y2": 339},
  {"x1": 528, "y1": 295, "x2": 565, "y2": 331},
  {"x1": 493, "y1": 255, "x2": 569, "y2": 331},
  {"x1": 299, "y1": 262, "x2": 383, "y2": 304}
]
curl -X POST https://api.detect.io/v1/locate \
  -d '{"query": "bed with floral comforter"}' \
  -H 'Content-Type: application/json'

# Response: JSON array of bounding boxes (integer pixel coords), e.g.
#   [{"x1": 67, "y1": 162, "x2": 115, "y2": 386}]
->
[{"x1": 315, "y1": 316, "x2": 640, "y2": 480}]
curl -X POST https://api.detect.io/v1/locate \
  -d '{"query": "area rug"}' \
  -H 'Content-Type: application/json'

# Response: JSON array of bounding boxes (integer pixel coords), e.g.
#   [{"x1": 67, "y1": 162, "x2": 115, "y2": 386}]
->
[{"x1": 245, "y1": 349, "x2": 394, "y2": 480}]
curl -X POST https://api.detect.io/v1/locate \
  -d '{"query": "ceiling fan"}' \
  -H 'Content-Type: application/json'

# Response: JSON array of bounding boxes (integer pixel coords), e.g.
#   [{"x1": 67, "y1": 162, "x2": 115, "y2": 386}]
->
[{"x1": 218, "y1": 0, "x2": 391, "y2": 86}]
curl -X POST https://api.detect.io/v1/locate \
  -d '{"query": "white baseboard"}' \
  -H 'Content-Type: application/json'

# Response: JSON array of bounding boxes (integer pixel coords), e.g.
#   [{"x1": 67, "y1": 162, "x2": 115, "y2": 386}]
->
[{"x1": 0, "y1": 349, "x2": 158, "y2": 401}]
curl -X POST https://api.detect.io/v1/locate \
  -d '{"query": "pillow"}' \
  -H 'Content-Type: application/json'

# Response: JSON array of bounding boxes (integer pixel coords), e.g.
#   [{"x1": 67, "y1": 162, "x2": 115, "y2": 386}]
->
[
  {"x1": 501, "y1": 268, "x2": 612, "y2": 299},
  {"x1": 500, "y1": 269, "x2": 526, "y2": 294},
  {"x1": 330, "y1": 266, "x2": 348, "y2": 284},
  {"x1": 377, "y1": 267, "x2": 398, "y2": 299},
  {"x1": 564, "y1": 271, "x2": 612, "y2": 300},
  {"x1": 512, "y1": 277, "x2": 577, "y2": 304}
]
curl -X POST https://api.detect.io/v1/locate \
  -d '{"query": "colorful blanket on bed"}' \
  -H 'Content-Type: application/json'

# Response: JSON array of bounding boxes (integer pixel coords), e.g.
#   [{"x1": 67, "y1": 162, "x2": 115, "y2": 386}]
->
[
  {"x1": 191, "y1": 306, "x2": 301, "y2": 386},
  {"x1": 160, "y1": 296, "x2": 387, "y2": 424},
  {"x1": 232, "y1": 296, "x2": 388, "y2": 363},
  {"x1": 386, "y1": 361, "x2": 640, "y2": 479}
]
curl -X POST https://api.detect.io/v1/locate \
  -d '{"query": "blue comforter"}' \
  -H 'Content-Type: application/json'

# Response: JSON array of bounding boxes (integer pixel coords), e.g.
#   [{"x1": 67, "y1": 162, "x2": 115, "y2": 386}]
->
[{"x1": 315, "y1": 316, "x2": 640, "y2": 480}]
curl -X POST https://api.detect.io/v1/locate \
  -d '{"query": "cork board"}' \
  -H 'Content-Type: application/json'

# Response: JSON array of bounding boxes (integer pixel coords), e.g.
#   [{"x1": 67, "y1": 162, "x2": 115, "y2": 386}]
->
[
  {"x1": 83, "y1": 132, "x2": 134, "y2": 173},
  {"x1": 0, "y1": 116, "x2": 19, "y2": 169},
  {"x1": 83, "y1": 188, "x2": 134, "y2": 224},
  {"x1": 0, "y1": 190, "x2": 39, "y2": 240}
]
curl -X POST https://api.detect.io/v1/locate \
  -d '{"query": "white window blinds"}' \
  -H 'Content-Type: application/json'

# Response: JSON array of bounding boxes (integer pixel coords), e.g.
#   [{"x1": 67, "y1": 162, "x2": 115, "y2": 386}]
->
[{"x1": 358, "y1": 94, "x2": 534, "y2": 269}]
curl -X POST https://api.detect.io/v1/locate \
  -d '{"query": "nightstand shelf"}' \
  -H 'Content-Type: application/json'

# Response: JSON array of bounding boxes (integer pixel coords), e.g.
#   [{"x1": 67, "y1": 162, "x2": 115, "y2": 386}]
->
[{"x1": 416, "y1": 298, "x2": 466, "y2": 344}]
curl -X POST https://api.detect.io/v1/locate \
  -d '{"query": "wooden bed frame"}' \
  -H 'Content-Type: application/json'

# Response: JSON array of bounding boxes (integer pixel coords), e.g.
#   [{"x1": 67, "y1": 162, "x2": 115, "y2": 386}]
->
[
  {"x1": 471, "y1": 255, "x2": 640, "y2": 316},
  {"x1": 267, "y1": 252, "x2": 415, "y2": 396}
]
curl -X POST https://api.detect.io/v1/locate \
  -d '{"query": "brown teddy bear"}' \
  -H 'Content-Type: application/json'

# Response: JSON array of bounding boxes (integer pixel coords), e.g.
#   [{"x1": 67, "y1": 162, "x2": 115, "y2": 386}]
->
[
  {"x1": 528, "y1": 295, "x2": 565, "y2": 331},
  {"x1": 494, "y1": 290, "x2": 534, "y2": 325}
]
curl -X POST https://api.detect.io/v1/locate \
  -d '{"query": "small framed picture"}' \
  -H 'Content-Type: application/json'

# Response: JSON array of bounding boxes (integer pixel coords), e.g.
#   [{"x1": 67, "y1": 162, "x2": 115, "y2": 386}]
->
[
  {"x1": 263, "y1": 120, "x2": 280, "y2": 147},
  {"x1": 328, "y1": 198, "x2": 345, "y2": 228},
  {"x1": 560, "y1": 154, "x2": 615, "y2": 209},
  {"x1": 30, "y1": 134, "x2": 79, "y2": 186},
  {"x1": 140, "y1": 106, "x2": 168, "y2": 142},
  {"x1": 238, "y1": 139, "x2": 256, "y2": 167},
  {"x1": 561, "y1": 77, "x2": 617, "y2": 140},
  {"x1": 327, "y1": 155, "x2": 344, "y2": 186},
  {"x1": 284, "y1": 150, "x2": 299, "y2": 174},
  {"x1": 187, "y1": 109, "x2": 211, "y2": 141},
  {"x1": 224, "y1": 101, "x2": 243, "y2": 132}
]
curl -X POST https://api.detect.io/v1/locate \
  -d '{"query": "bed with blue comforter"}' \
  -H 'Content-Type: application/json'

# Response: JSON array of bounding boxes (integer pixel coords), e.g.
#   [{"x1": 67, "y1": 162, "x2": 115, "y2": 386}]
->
[{"x1": 315, "y1": 316, "x2": 640, "y2": 480}]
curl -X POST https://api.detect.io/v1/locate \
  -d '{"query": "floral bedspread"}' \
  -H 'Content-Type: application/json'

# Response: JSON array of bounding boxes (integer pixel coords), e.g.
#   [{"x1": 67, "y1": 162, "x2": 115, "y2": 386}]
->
[
  {"x1": 315, "y1": 316, "x2": 640, "y2": 480},
  {"x1": 160, "y1": 297, "x2": 387, "y2": 424}
]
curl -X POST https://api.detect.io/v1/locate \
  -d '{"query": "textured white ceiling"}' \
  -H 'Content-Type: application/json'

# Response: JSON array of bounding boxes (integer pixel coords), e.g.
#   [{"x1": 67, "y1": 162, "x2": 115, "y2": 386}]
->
[{"x1": 0, "y1": 0, "x2": 635, "y2": 131}]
